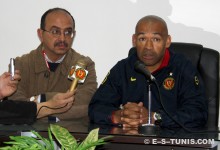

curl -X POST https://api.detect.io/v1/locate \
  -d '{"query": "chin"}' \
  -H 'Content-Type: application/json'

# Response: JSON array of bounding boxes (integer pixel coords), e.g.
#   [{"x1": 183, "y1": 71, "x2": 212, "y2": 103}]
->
[{"x1": 56, "y1": 49, "x2": 69, "y2": 54}]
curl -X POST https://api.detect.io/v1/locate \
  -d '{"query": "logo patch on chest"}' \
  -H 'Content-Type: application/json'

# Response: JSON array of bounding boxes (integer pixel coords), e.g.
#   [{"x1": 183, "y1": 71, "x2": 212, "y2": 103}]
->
[
  {"x1": 130, "y1": 77, "x2": 136, "y2": 81},
  {"x1": 163, "y1": 77, "x2": 175, "y2": 90}
]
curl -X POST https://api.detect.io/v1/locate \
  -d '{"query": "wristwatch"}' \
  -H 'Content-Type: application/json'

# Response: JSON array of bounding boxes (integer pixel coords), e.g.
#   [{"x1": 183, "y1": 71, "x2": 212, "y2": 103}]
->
[{"x1": 153, "y1": 112, "x2": 162, "y2": 121}]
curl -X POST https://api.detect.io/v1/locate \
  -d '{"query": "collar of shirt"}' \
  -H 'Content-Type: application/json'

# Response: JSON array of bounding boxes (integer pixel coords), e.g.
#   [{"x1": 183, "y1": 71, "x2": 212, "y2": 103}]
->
[
  {"x1": 152, "y1": 48, "x2": 170, "y2": 73},
  {"x1": 44, "y1": 53, "x2": 66, "y2": 63}
]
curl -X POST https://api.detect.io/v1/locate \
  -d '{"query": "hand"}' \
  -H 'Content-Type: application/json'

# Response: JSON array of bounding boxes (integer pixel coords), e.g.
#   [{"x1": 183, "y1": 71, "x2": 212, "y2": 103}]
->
[
  {"x1": 36, "y1": 90, "x2": 75, "y2": 118},
  {"x1": 121, "y1": 102, "x2": 143, "y2": 128},
  {"x1": 139, "y1": 102, "x2": 149, "y2": 124},
  {"x1": 138, "y1": 102, "x2": 156, "y2": 124},
  {"x1": 0, "y1": 70, "x2": 21, "y2": 99},
  {"x1": 112, "y1": 102, "x2": 151, "y2": 128},
  {"x1": 48, "y1": 90, "x2": 75, "y2": 108}
]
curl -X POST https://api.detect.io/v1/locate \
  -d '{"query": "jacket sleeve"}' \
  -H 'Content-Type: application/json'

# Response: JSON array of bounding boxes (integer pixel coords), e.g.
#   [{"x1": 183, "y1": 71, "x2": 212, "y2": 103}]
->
[
  {"x1": 89, "y1": 64, "x2": 122, "y2": 125},
  {"x1": 0, "y1": 100, "x2": 37, "y2": 124}
]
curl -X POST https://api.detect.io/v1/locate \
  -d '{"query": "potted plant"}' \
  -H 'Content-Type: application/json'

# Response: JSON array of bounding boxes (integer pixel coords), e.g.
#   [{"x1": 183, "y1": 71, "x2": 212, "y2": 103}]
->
[{"x1": 0, "y1": 124, "x2": 112, "y2": 150}]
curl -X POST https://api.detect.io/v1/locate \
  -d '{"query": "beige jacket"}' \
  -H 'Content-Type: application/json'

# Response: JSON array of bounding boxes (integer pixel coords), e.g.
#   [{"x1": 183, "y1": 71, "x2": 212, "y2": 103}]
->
[{"x1": 9, "y1": 44, "x2": 97, "y2": 120}]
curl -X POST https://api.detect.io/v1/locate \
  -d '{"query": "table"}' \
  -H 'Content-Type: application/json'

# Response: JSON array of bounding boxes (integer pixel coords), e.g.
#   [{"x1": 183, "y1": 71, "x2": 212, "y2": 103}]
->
[{"x1": 0, "y1": 117, "x2": 219, "y2": 149}]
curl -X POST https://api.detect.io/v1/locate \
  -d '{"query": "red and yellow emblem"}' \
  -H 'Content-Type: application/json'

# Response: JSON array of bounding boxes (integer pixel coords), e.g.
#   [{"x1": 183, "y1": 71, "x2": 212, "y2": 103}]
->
[
  {"x1": 68, "y1": 66, "x2": 75, "y2": 77},
  {"x1": 163, "y1": 77, "x2": 175, "y2": 90},
  {"x1": 75, "y1": 68, "x2": 86, "y2": 80}
]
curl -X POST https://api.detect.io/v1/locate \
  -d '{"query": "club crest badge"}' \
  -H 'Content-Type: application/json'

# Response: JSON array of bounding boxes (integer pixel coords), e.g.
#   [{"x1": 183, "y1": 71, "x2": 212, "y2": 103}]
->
[
  {"x1": 68, "y1": 66, "x2": 75, "y2": 77},
  {"x1": 163, "y1": 77, "x2": 175, "y2": 90},
  {"x1": 75, "y1": 68, "x2": 87, "y2": 80},
  {"x1": 68, "y1": 65, "x2": 88, "y2": 83}
]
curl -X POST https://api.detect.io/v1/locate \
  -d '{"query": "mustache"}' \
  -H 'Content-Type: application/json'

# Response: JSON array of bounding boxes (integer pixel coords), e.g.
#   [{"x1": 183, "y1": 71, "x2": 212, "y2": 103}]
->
[{"x1": 54, "y1": 41, "x2": 68, "y2": 47}]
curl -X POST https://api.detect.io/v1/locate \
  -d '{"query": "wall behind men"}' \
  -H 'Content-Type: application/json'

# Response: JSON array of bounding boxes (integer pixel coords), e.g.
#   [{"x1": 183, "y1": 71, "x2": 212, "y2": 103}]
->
[{"x1": 0, "y1": 0, "x2": 220, "y2": 85}]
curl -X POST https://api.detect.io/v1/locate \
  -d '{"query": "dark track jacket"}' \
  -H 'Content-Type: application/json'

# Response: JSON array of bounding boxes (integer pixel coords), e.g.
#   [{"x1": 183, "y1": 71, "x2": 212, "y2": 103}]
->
[{"x1": 89, "y1": 48, "x2": 208, "y2": 128}]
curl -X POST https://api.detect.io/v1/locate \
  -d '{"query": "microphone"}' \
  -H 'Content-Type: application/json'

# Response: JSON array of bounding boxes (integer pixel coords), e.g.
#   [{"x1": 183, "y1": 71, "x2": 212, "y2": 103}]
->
[
  {"x1": 134, "y1": 60, "x2": 159, "y2": 135},
  {"x1": 134, "y1": 60, "x2": 155, "y2": 81},
  {"x1": 68, "y1": 60, "x2": 88, "y2": 91},
  {"x1": 9, "y1": 58, "x2": 15, "y2": 80}
]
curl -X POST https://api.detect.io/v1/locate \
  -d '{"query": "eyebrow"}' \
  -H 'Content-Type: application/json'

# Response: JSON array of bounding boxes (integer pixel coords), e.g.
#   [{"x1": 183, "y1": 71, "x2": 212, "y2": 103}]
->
[
  {"x1": 137, "y1": 32, "x2": 162, "y2": 36},
  {"x1": 50, "y1": 26, "x2": 73, "y2": 30}
]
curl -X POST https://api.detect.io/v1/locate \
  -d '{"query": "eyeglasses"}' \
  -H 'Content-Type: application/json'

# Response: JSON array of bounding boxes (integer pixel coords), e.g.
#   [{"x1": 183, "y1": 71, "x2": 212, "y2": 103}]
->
[{"x1": 42, "y1": 28, "x2": 74, "y2": 38}]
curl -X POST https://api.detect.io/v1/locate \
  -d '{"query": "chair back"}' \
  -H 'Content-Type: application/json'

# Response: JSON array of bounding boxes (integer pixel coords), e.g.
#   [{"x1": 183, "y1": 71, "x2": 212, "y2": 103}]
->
[{"x1": 169, "y1": 42, "x2": 219, "y2": 128}]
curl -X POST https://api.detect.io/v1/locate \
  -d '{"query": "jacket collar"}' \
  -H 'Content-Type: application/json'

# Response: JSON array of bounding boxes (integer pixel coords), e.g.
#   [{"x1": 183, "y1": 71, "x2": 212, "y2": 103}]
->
[
  {"x1": 34, "y1": 44, "x2": 71, "y2": 76},
  {"x1": 152, "y1": 48, "x2": 170, "y2": 73}
]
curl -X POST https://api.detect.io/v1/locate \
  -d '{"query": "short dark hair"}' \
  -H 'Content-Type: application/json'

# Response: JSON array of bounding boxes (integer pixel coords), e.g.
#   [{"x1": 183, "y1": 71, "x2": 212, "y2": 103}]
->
[
  {"x1": 135, "y1": 15, "x2": 168, "y2": 35},
  {"x1": 40, "y1": 7, "x2": 75, "y2": 30}
]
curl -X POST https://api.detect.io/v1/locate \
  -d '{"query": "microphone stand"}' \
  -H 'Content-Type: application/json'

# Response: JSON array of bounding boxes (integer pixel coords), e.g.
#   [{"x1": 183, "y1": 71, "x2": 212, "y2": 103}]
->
[{"x1": 138, "y1": 80, "x2": 160, "y2": 136}]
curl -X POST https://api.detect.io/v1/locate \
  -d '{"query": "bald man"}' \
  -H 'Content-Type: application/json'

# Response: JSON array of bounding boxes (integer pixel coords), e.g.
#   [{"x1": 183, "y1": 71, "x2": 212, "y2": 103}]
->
[{"x1": 89, "y1": 15, "x2": 207, "y2": 128}]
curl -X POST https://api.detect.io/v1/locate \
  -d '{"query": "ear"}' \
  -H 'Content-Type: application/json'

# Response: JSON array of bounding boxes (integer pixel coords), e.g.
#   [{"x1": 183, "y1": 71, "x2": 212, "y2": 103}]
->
[
  {"x1": 72, "y1": 30, "x2": 76, "y2": 38},
  {"x1": 165, "y1": 35, "x2": 171, "y2": 48},
  {"x1": 37, "y1": 28, "x2": 43, "y2": 42},
  {"x1": 132, "y1": 34, "x2": 137, "y2": 47}
]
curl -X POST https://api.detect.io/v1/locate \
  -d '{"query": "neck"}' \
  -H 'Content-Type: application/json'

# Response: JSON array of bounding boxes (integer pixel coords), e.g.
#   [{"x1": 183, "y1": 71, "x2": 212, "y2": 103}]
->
[
  {"x1": 48, "y1": 55, "x2": 63, "y2": 62},
  {"x1": 42, "y1": 50, "x2": 65, "y2": 63},
  {"x1": 146, "y1": 63, "x2": 161, "y2": 73}
]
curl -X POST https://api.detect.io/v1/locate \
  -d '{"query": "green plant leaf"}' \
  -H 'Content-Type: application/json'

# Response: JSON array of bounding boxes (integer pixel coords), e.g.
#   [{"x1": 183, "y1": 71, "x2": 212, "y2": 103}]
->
[
  {"x1": 31, "y1": 130, "x2": 54, "y2": 150},
  {"x1": 77, "y1": 128, "x2": 99, "y2": 150},
  {"x1": 50, "y1": 124, "x2": 77, "y2": 150},
  {"x1": 0, "y1": 135, "x2": 47, "y2": 150},
  {"x1": 48, "y1": 127, "x2": 55, "y2": 147},
  {"x1": 0, "y1": 124, "x2": 113, "y2": 150},
  {"x1": 77, "y1": 128, "x2": 113, "y2": 150}
]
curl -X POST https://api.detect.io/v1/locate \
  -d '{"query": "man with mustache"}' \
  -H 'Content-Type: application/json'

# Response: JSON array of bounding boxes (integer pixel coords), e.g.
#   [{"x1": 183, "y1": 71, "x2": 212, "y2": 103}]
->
[
  {"x1": 89, "y1": 15, "x2": 207, "y2": 128},
  {"x1": 9, "y1": 8, "x2": 97, "y2": 121}
]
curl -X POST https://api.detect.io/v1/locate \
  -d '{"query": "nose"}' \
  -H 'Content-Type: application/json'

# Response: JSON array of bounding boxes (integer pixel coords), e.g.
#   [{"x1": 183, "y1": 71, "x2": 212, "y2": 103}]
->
[
  {"x1": 145, "y1": 39, "x2": 153, "y2": 49},
  {"x1": 59, "y1": 32, "x2": 66, "y2": 41}
]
